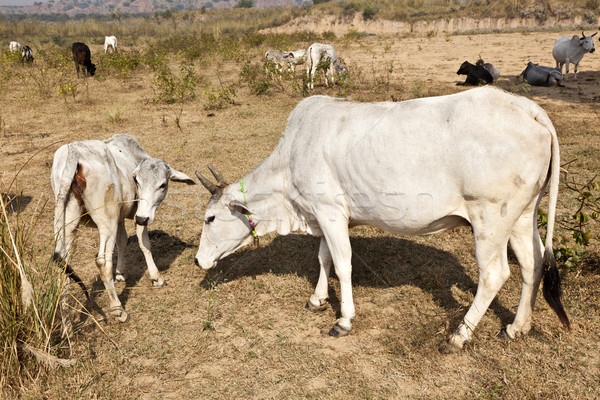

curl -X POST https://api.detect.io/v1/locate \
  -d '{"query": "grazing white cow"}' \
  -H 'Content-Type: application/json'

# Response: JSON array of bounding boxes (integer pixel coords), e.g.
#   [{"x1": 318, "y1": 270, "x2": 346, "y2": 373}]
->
[
  {"x1": 552, "y1": 31, "x2": 597, "y2": 80},
  {"x1": 9, "y1": 41, "x2": 21, "y2": 53},
  {"x1": 265, "y1": 49, "x2": 307, "y2": 73},
  {"x1": 195, "y1": 87, "x2": 569, "y2": 352},
  {"x1": 286, "y1": 49, "x2": 307, "y2": 72},
  {"x1": 306, "y1": 43, "x2": 347, "y2": 89},
  {"x1": 265, "y1": 49, "x2": 289, "y2": 72},
  {"x1": 104, "y1": 35, "x2": 118, "y2": 53},
  {"x1": 52, "y1": 134, "x2": 196, "y2": 321}
]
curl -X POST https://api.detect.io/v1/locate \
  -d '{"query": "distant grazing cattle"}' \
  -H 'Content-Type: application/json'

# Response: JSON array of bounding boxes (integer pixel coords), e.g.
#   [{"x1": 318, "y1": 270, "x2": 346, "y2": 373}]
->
[
  {"x1": 9, "y1": 41, "x2": 21, "y2": 53},
  {"x1": 306, "y1": 43, "x2": 347, "y2": 90},
  {"x1": 265, "y1": 49, "x2": 307, "y2": 73},
  {"x1": 552, "y1": 31, "x2": 597, "y2": 80},
  {"x1": 21, "y1": 46, "x2": 33, "y2": 64},
  {"x1": 71, "y1": 42, "x2": 96, "y2": 77},
  {"x1": 456, "y1": 60, "x2": 493, "y2": 85},
  {"x1": 104, "y1": 36, "x2": 117, "y2": 54},
  {"x1": 265, "y1": 49, "x2": 290, "y2": 72},
  {"x1": 52, "y1": 134, "x2": 196, "y2": 322},
  {"x1": 286, "y1": 49, "x2": 307, "y2": 72},
  {"x1": 476, "y1": 59, "x2": 500, "y2": 81},
  {"x1": 194, "y1": 87, "x2": 569, "y2": 353},
  {"x1": 520, "y1": 62, "x2": 564, "y2": 87}
]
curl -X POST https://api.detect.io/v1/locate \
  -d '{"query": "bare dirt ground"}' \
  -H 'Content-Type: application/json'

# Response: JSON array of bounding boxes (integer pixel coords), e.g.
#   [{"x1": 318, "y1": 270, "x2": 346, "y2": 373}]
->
[{"x1": 2, "y1": 29, "x2": 600, "y2": 399}]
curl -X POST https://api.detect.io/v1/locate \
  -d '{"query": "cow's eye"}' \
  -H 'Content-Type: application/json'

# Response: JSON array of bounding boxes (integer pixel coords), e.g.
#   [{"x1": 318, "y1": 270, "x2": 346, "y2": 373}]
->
[
  {"x1": 205, "y1": 215, "x2": 215, "y2": 224},
  {"x1": 159, "y1": 183, "x2": 167, "y2": 190}
]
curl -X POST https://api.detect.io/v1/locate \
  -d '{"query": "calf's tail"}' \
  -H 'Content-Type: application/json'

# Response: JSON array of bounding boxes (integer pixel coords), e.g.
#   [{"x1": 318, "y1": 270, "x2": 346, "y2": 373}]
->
[{"x1": 52, "y1": 145, "x2": 90, "y2": 301}]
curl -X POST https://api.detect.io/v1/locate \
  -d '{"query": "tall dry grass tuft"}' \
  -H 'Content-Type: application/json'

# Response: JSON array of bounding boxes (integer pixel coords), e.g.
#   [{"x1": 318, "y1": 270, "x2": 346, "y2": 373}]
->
[{"x1": 0, "y1": 191, "x2": 75, "y2": 397}]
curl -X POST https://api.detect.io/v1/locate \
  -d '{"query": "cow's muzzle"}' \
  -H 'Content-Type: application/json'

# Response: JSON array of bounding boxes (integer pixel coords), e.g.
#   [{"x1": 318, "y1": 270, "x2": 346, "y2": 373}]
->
[
  {"x1": 135, "y1": 216, "x2": 149, "y2": 226},
  {"x1": 591, "y1": 48, "x2": 596, "y2": 53}
]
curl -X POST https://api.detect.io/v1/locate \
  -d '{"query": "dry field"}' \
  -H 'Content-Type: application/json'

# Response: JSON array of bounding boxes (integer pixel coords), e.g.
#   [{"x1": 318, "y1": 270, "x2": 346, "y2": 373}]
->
[{"x1": 2, "y1": 28, "x2": 600, "y2": 399}]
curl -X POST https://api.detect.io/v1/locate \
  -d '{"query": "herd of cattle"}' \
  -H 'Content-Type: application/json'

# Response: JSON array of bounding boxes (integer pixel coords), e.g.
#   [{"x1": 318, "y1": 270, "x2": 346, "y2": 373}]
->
[
  {"x1": 7, "y1": 29, "x2": 583, "y2": 352},
  {"x1": 456, "y1": 30, "x2": 598, "y2": 87}
]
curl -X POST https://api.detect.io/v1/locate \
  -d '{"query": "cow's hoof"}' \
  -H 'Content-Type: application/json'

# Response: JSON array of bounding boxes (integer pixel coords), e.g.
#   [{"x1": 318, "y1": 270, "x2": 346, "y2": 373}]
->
[
  {"x1": 115, "y1": 273, "x2": 125, "y2": 282},
  {"x1": 497, "y1": 328, "x2": 510, "y2": 340},
  {"x1": 305, "y1": 299, "x2": 328, "y2": 311},
  {"x1": 152, "y1": 278, "x2": 166, "y2": 287},
  {"x1": 328, "y1": 322, "x2": 351, "y2": 337},
  {"x1": 110, "y1": 307, "x2": 128, "y2": 323},
  {"x1": 439, "y1": 340, "x2": 462, "y2": 354}
]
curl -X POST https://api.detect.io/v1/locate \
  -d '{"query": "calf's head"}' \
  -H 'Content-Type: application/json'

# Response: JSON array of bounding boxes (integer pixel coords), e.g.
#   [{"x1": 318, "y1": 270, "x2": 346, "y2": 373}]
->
[
  {"x1": 132, "y1": 158, "x2": 196, "y2": 226},
  {"x1": 194, "y1": 165, "x2": 256, "y2": 270}
]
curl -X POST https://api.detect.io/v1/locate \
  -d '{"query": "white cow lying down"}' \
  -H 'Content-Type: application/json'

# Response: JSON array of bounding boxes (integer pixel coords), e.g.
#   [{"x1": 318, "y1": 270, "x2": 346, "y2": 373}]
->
[
  {"x1": 52, "y1": 134, "x2": 196, "y2": 321},
  {"x1": 194, "y1": 87, "x2": 569, "y2": 352}
]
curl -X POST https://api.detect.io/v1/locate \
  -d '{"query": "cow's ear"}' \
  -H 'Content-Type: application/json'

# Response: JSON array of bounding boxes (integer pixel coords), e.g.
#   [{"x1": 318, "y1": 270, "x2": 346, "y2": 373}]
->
[
  {"x1": 228, "y1": 200, "x2": 253, "y2": 216},
  {"x1": 169, "y1": 167, "x2": 197, "y2": 185},
  {"x1": 132, "y1": 165, "x2": 141, "y2": 182}
]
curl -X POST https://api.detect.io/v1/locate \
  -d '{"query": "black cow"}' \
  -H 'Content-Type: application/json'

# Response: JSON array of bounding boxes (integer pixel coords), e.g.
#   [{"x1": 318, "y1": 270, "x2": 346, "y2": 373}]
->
[
  {"x1": 456, "y1": 60, "x2": 493, "y2": 86},
  {"x1": 520, "y1": 62, "x2": 564, "y2": 87},
  {"x1": 72, "y1": 42, "x2": 96, "y2": 77},
  {"x1": 21, "y1": 46, "x2": 34, "y2": 64}
]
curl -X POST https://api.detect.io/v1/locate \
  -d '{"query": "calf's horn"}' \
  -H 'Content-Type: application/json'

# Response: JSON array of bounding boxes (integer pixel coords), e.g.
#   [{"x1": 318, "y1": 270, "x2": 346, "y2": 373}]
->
[
  {"x1": 195, "y1": 170, "x2": 218, "y2": 195},
  {"x1": 207, "y1": 163, "x2": 228, "y2": 186}
]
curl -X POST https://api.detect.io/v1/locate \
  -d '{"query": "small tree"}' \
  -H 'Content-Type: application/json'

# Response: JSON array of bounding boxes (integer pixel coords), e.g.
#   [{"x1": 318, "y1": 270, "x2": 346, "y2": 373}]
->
[{"x1": 234, "y1": 0, "x2": 253, "y2": 8}]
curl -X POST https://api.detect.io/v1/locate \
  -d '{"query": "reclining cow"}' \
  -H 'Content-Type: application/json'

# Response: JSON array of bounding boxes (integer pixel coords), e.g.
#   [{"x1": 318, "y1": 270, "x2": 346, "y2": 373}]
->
[
  {"x1": 52, "y1": 134, "x2": 196, "y2": 321},
  {"x1": 476, "y1": 59, "x2": 500, "y2": 81},
  {"x1": 456, "y1": 60, "x2": 493, "y2": 85},
  {"x1": 520, "y1": 62, "x2": 564, "y2": 87}
]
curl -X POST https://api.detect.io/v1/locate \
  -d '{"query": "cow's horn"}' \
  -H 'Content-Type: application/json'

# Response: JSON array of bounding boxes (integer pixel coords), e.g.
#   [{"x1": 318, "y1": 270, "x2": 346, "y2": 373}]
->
[
  {"x1": 207, "y1": 163, "x2": 228, "y2": 186},
  {"x1": 195, "y1": 170, "x2": 218, "y2": 195},
  {"x1": 592, "y1": 32, "x2": 598, "y2": 37},
  {"x1": 582, "y1": 30, "x2": 586, "y2": 38}
]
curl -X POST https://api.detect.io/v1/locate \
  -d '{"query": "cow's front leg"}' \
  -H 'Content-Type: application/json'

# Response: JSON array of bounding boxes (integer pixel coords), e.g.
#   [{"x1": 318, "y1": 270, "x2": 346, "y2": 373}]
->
[
  {"x1": 136, "y1": 223, "x2": 165, "y2": 287},
  {"x1": 306, "y1": 237, "x2": 332, "y2": 311},
  {"x1": 318, "y1": 218, "x2": 354, "y2": 337},
  {"x1": 114, "y1": 221, "x2": 127, "y2": 282}
]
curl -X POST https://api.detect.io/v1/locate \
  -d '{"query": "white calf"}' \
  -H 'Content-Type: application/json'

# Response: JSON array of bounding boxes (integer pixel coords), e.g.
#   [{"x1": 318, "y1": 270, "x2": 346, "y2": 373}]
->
[{"x1": 52, "y1": 134, "x2": 196, "y2": 321}]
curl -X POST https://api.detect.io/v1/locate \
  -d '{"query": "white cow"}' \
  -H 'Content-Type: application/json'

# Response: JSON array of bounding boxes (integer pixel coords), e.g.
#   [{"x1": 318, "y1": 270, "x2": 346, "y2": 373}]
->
[
  {"x1": 265, "y1": 49, "x2": 307, "y2": 73},
  {"x1": 306, "y1": 43, "x2": 347, "y2": 89},
  {"x1": 9, "y1": 41, "x2": 21, "y2": 53},
  {"x1": 52, "y1": 134, "x2": 196, "y2": 322},
  {"x1": 194, "y1": 87, "x2": 569, "y2": 353},
  {"x1": 286, "y1": 49, "x2": 307, "y2": 72},
  {"x1": 104, "y1": 35, "x2": 118, "y2": 53},
  {"x1": 552, "y1": 31, "x2": 597, "y2": 80}
]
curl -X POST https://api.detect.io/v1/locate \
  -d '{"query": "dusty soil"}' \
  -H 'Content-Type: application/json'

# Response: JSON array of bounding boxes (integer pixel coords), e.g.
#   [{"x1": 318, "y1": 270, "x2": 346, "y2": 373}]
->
[{"x1": 2, "y1": 29, "x2": 600, "y2": 399}]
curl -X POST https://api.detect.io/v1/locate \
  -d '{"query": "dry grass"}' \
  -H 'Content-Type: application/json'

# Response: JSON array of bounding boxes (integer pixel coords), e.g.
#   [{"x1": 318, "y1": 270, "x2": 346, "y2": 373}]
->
[{"x1": 0, "y1": 23, "x2": 599, "y2": 399}]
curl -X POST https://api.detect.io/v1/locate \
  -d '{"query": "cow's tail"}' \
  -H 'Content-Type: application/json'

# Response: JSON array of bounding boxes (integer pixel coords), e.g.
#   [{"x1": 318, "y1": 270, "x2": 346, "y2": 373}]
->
[
  {"x1": 535, "y1": 110, "x2": 570, "y2": 330},
  {"x1": 52, "y1": 145, "x2": 90, "y2": 301}
]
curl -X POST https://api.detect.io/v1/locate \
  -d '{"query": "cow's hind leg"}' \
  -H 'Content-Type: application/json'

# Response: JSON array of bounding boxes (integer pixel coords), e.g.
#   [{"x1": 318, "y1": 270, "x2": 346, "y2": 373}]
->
[
  {"x1": 443, "y1": 222, "x2": 511, "y2": 353},
  {"x1": 136, "y1": 223, "x2": 166, "y2": 287},
  {"x1": 96, "y1": 223, "x2": 127, "y2": 322},
  {"x1": 504, "y1": 208, "x2": 544, "y2": 339},
  {"x1": 114, "y1": 221, "x2": 127, "y2": 282},
  {"x1": 306, "y1": 237, "x2": 332, "y2": 311}
]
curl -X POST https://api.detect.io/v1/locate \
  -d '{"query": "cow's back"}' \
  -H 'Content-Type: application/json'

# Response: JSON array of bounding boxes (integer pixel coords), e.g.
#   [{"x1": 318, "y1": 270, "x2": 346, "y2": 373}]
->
[{"x1": 282, "y1": 88, "x2": 553, "y2": 231}]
